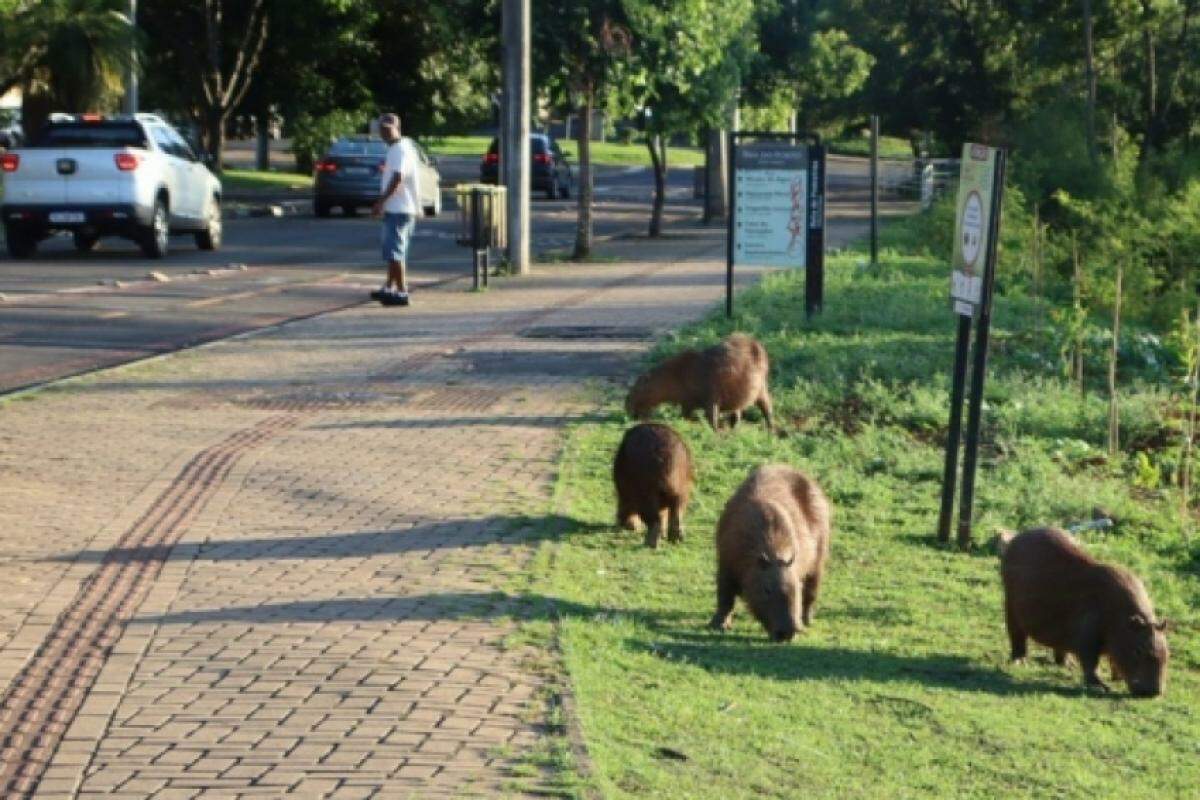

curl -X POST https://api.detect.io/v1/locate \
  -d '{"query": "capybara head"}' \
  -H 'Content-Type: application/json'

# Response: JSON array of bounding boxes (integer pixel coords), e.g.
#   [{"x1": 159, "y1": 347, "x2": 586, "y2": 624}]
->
[
  {"x1": 1110, "y1": 614, "x2": 1170, "y2": 698},
  {"x1": 625, "y1": 371, "x2": 659, "y2": 419},
  {"x1": 745, "y1": 549, "x2": 802, "y2": 642}
]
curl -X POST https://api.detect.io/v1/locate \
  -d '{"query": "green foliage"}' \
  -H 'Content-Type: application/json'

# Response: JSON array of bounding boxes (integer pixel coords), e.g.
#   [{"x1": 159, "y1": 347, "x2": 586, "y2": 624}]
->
[{"x1": 289, "y1": 109, "x2": 369, "y2": 173}]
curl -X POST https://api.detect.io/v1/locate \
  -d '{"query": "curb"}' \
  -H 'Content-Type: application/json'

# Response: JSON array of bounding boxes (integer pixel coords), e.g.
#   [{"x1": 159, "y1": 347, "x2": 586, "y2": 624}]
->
[{"x1": 224, "y1": 199, "x2": 310, "y2": 219}]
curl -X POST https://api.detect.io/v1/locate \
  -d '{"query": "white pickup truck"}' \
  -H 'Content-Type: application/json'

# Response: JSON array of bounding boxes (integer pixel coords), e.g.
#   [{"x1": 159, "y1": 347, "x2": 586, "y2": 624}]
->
[{"x1": 0, "y1": 113, "x2": 222, "y2": 259}]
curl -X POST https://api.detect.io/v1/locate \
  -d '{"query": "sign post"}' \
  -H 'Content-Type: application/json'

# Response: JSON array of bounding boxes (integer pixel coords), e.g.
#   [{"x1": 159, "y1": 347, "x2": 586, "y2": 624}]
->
[
  {"x1": 938, "y1": 143, "x2": 1006, "y2": 547},
  {"x1": 726, "y1": 132, "x2": 825, "y2": 319}
]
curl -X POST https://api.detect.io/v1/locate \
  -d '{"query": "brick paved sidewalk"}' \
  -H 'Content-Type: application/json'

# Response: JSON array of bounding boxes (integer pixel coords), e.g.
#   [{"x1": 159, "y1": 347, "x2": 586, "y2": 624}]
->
[{"x1": 0, "y1": 223, "x2": 785, "y2": 798}]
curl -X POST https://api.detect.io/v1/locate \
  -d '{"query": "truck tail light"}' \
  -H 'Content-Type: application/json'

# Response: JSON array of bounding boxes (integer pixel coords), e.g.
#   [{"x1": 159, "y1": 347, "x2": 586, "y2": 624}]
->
[
  {"x1": 533, "y1": 153, "x2": 551, "y2": 165},
  {"x1": 114, "y1": 152, "x2": 140, "y2": 171},
  {"x1": 0, "y1": 153, "x2": 18, "y2": 172}
]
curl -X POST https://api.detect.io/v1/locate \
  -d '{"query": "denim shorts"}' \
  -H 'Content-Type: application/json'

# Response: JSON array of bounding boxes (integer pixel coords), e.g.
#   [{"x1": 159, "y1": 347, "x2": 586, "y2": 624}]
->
[{"x1": 381, "y1": 212, "x2": 415, "y2": 263}]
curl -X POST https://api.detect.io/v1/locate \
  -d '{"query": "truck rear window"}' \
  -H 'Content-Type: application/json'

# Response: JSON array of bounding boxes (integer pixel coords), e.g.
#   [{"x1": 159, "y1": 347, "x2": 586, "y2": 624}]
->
[{"x1": 31, "y1": 123, "x2": 147, "y2": 149}]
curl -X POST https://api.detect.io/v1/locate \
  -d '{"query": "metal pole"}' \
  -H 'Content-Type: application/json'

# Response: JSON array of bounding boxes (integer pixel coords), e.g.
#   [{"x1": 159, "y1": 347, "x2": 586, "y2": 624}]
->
[
  {"x1": 123, "y1": 0, "x2": 138, "y2": 114},
  {"x1": 869, "y1": 114, "x2": 879, "y2": 267},
  {"x1": 805, "y1": 143, "x2": 826, "y2": 318},
  {"x1": 956, "y1": 150, "x2": 1007, "y2": 549},
  {"x1": 937, "y1": 314, "x2": 972, "y2": 542},
  {"x1": 726, "y1": 132, "x2": 736, "y2": 318},
  {"x1": 502, "y1": 0, "x2": 531, "y2": 274}
]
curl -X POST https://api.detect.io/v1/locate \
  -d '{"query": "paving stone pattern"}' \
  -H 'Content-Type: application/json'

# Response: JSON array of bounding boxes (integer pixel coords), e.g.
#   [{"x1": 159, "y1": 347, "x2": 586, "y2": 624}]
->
[{"x1": 0, "y1": 231, "x2": 758, "y2": 798}]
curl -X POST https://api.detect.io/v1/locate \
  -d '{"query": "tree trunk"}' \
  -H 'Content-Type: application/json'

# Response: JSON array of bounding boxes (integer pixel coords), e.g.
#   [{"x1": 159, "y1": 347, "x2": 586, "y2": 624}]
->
[
  {"x1": 206, "y1": 108, "x2": 227, "y2": 174},
  {"x1": 647, "y1": 132, "x2": 667, "y2": 238},
  {"x1": 573, "y1": 88, "x2": 593, "y2": 261},
  {"x1": 1144, "y1": 21, "x2": 1158, "y2": 152},
  {"x1": 20, "y1": 89, "x2": 52, "y2": 145},
  {"x1": 255, "y1": 107, "x2": 270, "y2": 171},
  {"x1": 1108, "y1": 261, "x2": 1123, "y2": 457},
  {"x1": 1082, "y1": 0, "x2": 1098, "y2": 163}
]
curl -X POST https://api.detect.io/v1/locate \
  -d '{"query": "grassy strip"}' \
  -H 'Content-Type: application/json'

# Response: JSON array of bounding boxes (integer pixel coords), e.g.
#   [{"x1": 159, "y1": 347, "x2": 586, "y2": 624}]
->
[
  {"x1": 533, "y1": 239, "x2": 1200, "y2": 797},
  {"x1": 423, "y1": 135, "x2": 704, "y2": 168},
  {"x1": 221, "y1": 168, "x2": 312, "y2": 193},
  {"x1": 827, "y1": 134, "x2": 914, "y2": 159}
]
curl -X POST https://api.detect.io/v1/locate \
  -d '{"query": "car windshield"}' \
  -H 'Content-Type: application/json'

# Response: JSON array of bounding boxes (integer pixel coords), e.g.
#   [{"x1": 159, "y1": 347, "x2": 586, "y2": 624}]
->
[
  {"x1": 31, "y1": 122, "x2": 147, "y2": 148},
  {"x1": 330, "y1": 139, "x2": 387, "y2": 156}
]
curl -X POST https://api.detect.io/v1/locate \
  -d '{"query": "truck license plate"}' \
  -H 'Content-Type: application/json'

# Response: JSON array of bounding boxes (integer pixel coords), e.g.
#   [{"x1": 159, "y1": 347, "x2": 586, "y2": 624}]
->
[{"x1": 49, "y1": 211, "x2": 86, "y2": 224}]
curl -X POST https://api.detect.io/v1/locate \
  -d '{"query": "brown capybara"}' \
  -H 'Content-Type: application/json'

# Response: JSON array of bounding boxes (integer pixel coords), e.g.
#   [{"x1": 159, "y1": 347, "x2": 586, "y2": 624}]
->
[
  {"x1": 612, "y1": 423, "x2": 694, "y2": 548},
  {"x1": 710, "y1": 464, "x2": 831, "y2": 641},
  {"x1": 625, "y1": 333, "x2": 775, "y2": 433},
  {"x1": 998, "y1": 527, "x2": 1169, "y2": 697}
]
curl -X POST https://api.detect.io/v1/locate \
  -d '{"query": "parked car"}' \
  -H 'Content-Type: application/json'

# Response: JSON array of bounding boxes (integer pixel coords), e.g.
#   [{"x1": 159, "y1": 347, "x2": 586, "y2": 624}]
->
[
  {"x1": 0, "y1": 113, "x2": 222, "y2": 259},
  {"x1": 480, "y1": 133, "x2": 572, "y2": 200},
  {"x1": 313, "y1": 136, "x2": 441, "y2": 218}
]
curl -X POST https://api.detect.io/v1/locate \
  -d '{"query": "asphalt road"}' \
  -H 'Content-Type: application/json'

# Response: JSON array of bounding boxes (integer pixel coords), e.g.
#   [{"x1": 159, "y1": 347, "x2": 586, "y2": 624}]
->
[{"x1": 0, "y1": 156, "x2": 897, "y2": 394}]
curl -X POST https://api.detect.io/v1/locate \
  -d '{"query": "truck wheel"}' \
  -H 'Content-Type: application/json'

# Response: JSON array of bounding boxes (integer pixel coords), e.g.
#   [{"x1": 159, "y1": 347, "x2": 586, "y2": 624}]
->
[
  {"x1": 5, "y1": 225, "x2": 36, "y2": 259},
  {"x1": 73, "y1": 231, "x2": 100, "y2": 252},
  {"x1": 140, "y1": 199, "x2": 169, "y2": 259},
  {"x1": 195, "y1": 199, "x2": 222, "y2": 250}
]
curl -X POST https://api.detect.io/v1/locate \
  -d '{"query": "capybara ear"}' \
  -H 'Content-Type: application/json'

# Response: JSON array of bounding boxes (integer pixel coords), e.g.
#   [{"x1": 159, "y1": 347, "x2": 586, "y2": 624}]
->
[
  {"x1": 1129, "y1": 613, "x2": 1150, "y2": 629},
  {"x1": 993, "y1": 528, "x2": 1017, "y2": 556},
  {"x1": 757, "y1": 552, "x2": 772, "y2": 568},
  {"x1": 1155, "y1": 618, "x2": 1170, "y2": 632}
]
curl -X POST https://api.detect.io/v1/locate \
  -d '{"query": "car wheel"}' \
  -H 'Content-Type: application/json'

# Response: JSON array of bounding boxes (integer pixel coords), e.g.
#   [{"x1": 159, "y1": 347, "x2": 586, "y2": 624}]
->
[
  {"x1": 195, "y1": 198, "x2": 222, "y2": 250},
  {"x1": 342, "y1": 204, "x2": 358, "y2": 217},
  {"x1": 5, "y1": 225, "x2": 37, "y2": 259},
  {"x1": 315, "y1": 200, "x2": 332, "y2": 218},
  {"x1": 73, "y1": 231, "x2": 100, "y2": 252},
  {"x1": 140, "y1": 199, "x2": 169, "y2": 259}
]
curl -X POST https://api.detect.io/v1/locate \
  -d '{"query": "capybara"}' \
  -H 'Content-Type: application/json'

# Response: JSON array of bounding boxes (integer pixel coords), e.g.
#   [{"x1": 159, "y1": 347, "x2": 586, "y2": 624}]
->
[
  {"x1": 710, "y1": 464, "x2": 831, "y2": 641},
  {"x1": 625, "y1": 333, "x2": 775, "y2": 433},
  {"x1": 612, "y1": 423, "x2": 694, "y2": 548},
  {"x1": 998, "y1": 527, "x2": 1169, "y2": 697}
]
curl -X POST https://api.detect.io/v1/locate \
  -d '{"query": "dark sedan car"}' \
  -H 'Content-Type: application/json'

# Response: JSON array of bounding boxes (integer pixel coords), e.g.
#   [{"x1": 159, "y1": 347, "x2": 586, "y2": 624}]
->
[
  {"x1": 314, "y1": 136, "x2": 442, "y2": 218},
  {"x1": 480, "y1": 134, "x2": 572, "y2": 199}
]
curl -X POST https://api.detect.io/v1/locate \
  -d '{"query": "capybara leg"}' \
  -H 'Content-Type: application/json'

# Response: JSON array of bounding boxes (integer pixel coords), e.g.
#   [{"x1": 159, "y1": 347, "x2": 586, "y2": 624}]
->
[
  {"x1": 666, "y1": 503, "x2": 684, "y2": 544},
  {"x1": 643, "y1": 511, "x2": 665, "y2": 549},
  {"x1": 1054, "y1": 649, "x2": 1068, "y2": 667},
  {"x1": 756, "y1": 393, "x2": 775, "y2": 434},
  {"x1": 801, "y1": 573, "x2": 822, "y2": 627},
  {"x1": 1005, "y1": 599, "x2": 1027, "y2": 662},
  {"x1": 706, "y1": 403, "x2": 721, "y2": 431},
  {"x1": 1108, "y1": 655, "x2": 1124, "y2": 683},
  {"x1": 709, "y1": 567, "x2": 738, "y2": 631},
  {"x1": 1078, "y1": 646, "x2": 1110, "y2": 692},
  {"x1": 616, "y1": 498, "x2": 637, "y2": 530},
  {"x1": 727, "y1": 411, "x2": 741, "y2": 428}
]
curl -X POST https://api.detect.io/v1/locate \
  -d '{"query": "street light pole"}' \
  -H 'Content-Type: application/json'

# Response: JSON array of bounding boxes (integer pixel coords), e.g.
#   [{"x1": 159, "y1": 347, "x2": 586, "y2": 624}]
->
[
  {"x1": 502, "y1": 0, "x2": 530, "y2": 275},
  {"x1": 123, "y1": 0, "x2": 138, "y2": 115}
]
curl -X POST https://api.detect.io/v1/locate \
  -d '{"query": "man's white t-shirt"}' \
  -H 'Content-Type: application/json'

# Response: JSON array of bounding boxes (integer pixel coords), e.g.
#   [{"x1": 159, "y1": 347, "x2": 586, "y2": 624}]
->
[{"x1": 381, "y1": 138, "x2": 420, "y2": 215}]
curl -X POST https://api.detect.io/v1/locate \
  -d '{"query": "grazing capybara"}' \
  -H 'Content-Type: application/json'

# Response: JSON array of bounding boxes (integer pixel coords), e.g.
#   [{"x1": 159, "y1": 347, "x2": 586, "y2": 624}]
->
[
  {"x1": 998, "y1": 527, "x2": 1169, "y2": 697},
  {"x1": 625, "y1": 333, "x2": 775, "y2": 433},
  {"x1": 709, "y1": 464, "x2": 831, "y2": 641},
  {"x1": 612, "y1": 423, "x2": 694, "y2": 548}
]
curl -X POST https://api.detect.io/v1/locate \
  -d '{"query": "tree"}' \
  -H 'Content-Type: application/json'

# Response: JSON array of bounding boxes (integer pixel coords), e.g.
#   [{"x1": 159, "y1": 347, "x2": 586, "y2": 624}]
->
[
  {"x1": 140, "y1": 0, "x2": 268, "y2": 170},
  {"x1": 0, "y1": 0, "x2": 136, "y2": 136},
  {"x1": 535, "y1": 0, "x2": 635, "y2": 259},
  {"x1": 624, "y1": 0, "x2": 754, "y2": 237}
]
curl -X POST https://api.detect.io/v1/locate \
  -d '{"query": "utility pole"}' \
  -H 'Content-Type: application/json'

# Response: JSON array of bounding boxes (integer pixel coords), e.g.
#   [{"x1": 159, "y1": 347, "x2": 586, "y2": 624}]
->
[
  {"x1": 502, "y1": 0, "x2": 531, "y2": 274},
  {"x1": 123, "y1": 0, "x2": 139, "y2": 114}
]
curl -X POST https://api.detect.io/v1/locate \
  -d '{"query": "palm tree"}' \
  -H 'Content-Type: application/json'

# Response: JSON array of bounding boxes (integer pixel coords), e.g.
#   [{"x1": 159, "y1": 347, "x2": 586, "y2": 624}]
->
[{"x1": 0, "y1": 0, "x2": 138, "y2": 135}]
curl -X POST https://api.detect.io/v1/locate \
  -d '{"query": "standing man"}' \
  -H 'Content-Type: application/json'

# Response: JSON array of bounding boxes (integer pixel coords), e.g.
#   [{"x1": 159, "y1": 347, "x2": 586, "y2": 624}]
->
[{"x1": 370, "y1": 113, "x2": 420, "y2": 307}]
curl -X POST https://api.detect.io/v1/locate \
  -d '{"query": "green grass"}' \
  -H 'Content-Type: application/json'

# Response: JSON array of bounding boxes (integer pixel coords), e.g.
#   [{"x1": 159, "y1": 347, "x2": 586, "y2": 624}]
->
[
  {"x1": 827, "y1": 133, "x2": 914, "y2": 159},
  {"x1": 531, "y1": 240, "x2": 1200, "y2": 797},
  {"x1": 423, "y1": 135, "x2": 704, "y2": 168},
  {"x1": 221, "y1": 168, "x2": 312, "y2": 193}
]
